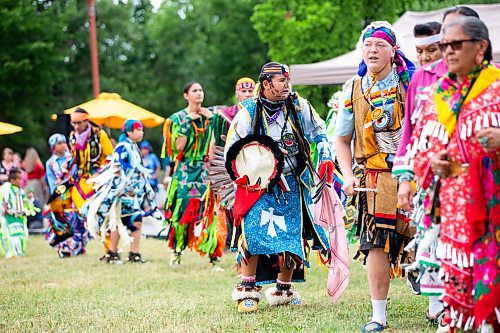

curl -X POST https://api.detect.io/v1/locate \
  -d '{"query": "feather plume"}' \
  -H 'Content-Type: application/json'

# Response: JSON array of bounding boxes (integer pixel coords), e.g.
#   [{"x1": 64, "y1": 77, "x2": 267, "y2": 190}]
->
[{"x1": 207, "y1": 145, "x2": 235, "y2": 208}]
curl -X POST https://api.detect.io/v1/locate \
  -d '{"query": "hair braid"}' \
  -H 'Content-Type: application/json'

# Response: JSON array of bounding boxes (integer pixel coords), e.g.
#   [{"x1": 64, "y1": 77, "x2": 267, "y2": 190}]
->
[
  {"x1": 285, "y1": 94, "x2": 316, "y2": 183},
  {"x1": 253, "y1": 98, "x2": 264, "y2": 135}
]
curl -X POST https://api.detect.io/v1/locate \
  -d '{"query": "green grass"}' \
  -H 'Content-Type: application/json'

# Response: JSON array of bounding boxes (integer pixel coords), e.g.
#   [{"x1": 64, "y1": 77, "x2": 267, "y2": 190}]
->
[{"x1": 0, "y1": 235, "x2": 435, "y2": 333}]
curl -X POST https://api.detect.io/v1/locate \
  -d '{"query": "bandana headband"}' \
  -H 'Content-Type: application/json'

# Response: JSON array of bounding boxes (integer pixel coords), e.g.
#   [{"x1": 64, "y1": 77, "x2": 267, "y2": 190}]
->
[
  {"x1": 70, "y1": 110, "x2": 89, "y2": 122},
  {"x1": 236, "y1": 77, "x2": 255, "y2": 91},
  {"x1": 363, "y1": 27, "x2": 397, "y2": 46},
  {"x1": 122, "y1": 119, "x2": 143, "y2": 133},
  {"x1": 119, "y1": 119, "x2": 143, "y2": 142},
  {"x1": 358, "y1": 24, "x2": 415, "y2": 91},
  {"x1": 261, "y1": 64, "x2": 290, "y2": 77},
  {"x1": 414, "y1": 34, "x2": 441, "y2": 46}
]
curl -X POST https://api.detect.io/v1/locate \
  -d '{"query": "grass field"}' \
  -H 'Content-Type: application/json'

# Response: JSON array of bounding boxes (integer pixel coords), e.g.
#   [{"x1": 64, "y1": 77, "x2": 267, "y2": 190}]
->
[{"x1": 0, "y1": 235, "x2": 435, "y2": 333}]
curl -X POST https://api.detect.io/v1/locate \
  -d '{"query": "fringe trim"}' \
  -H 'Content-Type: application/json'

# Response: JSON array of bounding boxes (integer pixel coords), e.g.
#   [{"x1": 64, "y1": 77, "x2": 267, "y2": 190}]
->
[
  {"x1": 162, "y1": 118, "x2": 174, "y2": 157},
  {"x1": 435, "y1": 239, "x2": 473, "y2": 269},
  {"x1": 179, "y1": 198, "x2": 202, "y2": 225}
]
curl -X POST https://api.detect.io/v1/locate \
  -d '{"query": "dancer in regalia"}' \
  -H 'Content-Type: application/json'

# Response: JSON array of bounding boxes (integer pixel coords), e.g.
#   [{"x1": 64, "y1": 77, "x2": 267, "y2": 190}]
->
[
  {"x1": 335, "y1": 21, "x2": 416, "y2": 332},
  {"x1": 68, "y1": 108, "x2": 113, "y2": 256},
  {"x1": 0, "y1": 168, "x2": 35, "y2": 258},
  {"x1": 45, "y1": 133, "x2": 88, "y2": 257},
  {"x1": 410, "y1": 17, "x2": 499, "y2": 332},
  {"x1": 225, "y1": 62, "x2": 335, "y2": 312},
  {"x1": 162, "y1": 82, "x2": 213, "y2": 267},
  {"x1": 86, "y1": 119, "x2": 161, "y2": 264},
  {"x1": 393, "y1": 8, "x2": 484, "y2": 331},
  {"x1": 207, "y1": 77, "x2": 255, "y2": 270}
]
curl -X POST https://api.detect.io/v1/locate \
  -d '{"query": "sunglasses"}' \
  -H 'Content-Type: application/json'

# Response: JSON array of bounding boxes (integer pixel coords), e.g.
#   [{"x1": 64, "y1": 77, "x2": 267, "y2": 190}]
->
[{"x1": 438, "y1": 39, "x2": 479, "y2": 52}]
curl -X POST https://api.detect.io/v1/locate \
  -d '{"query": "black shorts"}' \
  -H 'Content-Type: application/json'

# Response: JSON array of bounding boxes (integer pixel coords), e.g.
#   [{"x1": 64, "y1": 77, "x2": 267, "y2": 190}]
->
[{"x1": 122, "y1": 215, "x2": 142, "y2": 232}]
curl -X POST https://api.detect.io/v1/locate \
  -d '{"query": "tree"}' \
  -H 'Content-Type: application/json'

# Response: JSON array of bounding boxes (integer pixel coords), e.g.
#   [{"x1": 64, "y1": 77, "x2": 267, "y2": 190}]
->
[
  {"x1": 151, "y1": 0, "x2": 267, "y2": 114},
  {"x1": 251, "y1": 0, "x2": 499, "y2": 116},
  {"x1": 0, "y1": 1, "x2": 67, "y2": 154}
]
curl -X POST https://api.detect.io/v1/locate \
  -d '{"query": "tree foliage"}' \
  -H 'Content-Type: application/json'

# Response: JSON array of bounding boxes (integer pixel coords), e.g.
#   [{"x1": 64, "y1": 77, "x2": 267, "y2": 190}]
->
[
  {"x1": 251, "y1": 0, "x2": 498, "y2": 116},
  {"x1": 0, "y1": 0, "x2": 66, "y2": 153},
  {"x1": 151, "y1": 0, "x2": 267, "y2": 112}
]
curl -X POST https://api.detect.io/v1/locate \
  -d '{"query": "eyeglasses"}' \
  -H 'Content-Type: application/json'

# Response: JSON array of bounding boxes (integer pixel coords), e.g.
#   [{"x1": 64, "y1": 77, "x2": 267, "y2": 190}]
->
[{"x1": 438, "y1": 39, "x2": 479, "y2": 52}]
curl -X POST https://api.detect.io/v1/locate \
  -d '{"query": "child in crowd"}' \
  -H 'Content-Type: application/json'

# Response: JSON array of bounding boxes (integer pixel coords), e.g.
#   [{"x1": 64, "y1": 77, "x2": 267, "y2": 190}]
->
[{"x1": 0, "y1": 168, "x2": 35, "y2": 258}]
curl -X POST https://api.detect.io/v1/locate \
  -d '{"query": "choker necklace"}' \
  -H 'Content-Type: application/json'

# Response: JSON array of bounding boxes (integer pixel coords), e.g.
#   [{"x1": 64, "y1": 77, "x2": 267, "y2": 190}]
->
[{"x1": 259, "y1": 94, "x2": 285, "y2": 124}]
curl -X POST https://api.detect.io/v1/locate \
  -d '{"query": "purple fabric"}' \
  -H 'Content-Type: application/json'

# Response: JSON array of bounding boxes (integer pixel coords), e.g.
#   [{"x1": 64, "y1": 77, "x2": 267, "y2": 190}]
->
[
  {"x1": 221, "y1": 105, "x2": 239, "y2": 122},
  {"x1": 74, "y1": 124, "x2": 91, "y2": 150},
  {"x1": 395, "y1": 59, "x2": 448, "y2": 161}
]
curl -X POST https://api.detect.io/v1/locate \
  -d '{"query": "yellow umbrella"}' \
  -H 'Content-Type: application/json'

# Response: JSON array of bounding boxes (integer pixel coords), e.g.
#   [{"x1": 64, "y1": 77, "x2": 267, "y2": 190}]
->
[
  {"x1": 62, "y1": 92, "x2": 164, "y2": 129},
  {"x1": 0, "y1": 122, "x2": 23, "y2": 135}
]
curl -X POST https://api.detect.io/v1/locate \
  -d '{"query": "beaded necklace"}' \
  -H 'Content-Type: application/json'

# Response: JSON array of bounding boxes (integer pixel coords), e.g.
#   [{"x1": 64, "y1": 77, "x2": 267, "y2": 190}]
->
[
  {"x1": 259, "y1": 94, "x2": 285, "y2": 124},
  {"x1": 361, "y1": 67, "x2": 402, "y2": 120}
]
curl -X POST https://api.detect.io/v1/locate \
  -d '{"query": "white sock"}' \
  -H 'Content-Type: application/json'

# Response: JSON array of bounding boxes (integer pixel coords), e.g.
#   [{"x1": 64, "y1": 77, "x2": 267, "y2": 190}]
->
[
  {"x1": 428, "y1": 296, "x2": 443, "y2": 317},
  {"x1": 371, "y1": 299, "x2": 387, "y2": 325}
]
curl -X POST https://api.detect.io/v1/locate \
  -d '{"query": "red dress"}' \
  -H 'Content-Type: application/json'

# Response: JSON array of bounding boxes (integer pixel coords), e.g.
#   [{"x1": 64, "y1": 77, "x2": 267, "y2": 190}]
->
[
  {"x1": 410, "y1": 68, "x2": 500, "y2": 330},
  {"x1": 410, "y1": 71, "x2": 500, "y2": 330}
]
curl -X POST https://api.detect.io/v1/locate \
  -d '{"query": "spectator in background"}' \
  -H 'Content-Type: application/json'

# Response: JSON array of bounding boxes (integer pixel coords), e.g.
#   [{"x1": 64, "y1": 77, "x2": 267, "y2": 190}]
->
[
  {"x1": 140, "y1": 140, "x2": 161, "y2": 192},
  {"x1": 162, "y1": 155, "x2": 173, "y2": 186},
  {"x1": 13, "y1": 152, "x2": 28, "y2": 188},
  {"x1": 25, "y1": 186, "x2": 44, "y2": 230},
  {"x1": 413, "y1": 21, "x2": 442, "y2": 67},
  {"x1": 23, "y1": 147, "x2": 47, "y2": 203},
  {"x1": 1, "y1": 148, "x2": 15, "y2": 184}
]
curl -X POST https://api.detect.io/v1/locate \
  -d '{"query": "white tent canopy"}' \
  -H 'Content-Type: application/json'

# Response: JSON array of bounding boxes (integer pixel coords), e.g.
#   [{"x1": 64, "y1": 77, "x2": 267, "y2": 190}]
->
[{"x1": 290, "y1": 4, "x2": 500, "y2": 86}]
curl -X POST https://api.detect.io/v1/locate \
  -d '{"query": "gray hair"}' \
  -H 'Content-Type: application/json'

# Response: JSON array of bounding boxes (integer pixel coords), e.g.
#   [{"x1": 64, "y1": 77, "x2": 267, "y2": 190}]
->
[{"x1": 443, "y1": 16, "x2": 492, "y2": 61}]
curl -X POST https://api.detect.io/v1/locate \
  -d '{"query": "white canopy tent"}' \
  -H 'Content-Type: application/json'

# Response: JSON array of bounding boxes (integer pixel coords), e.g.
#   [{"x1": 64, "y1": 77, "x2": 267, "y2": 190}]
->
[{"x1": 290, "y1": 4, "x2": 500, "y2": 86}]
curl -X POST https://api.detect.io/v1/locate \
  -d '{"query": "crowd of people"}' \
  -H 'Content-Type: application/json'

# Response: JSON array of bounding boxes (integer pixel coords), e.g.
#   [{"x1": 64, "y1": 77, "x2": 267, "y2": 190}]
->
[{"x1": 0, "y1": 5, "x2": 498, "y2": 333}]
